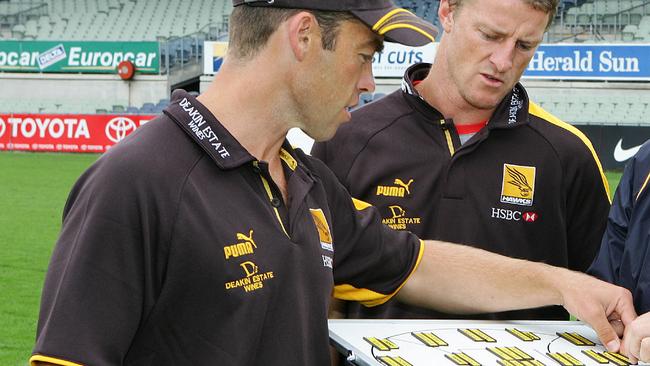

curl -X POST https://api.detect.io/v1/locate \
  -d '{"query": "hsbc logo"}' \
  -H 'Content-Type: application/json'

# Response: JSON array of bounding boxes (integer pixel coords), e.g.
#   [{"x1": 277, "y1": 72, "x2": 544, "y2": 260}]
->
[
  {"x1": 491, "y1": 207, "x2": 539, "y2": 223},
  {"x1": 105, "y1": 116, "x2": 137, "y2": 143},
  {"x1": 0, "y1": 118, "x2": 5, "y2": 138}
]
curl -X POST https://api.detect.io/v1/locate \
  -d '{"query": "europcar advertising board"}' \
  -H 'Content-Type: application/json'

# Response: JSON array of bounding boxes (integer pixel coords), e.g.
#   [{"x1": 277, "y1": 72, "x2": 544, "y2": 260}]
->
[
  {"x1": 0, "y1": 41, "x2": 160, "y2": 74},
  {"x1": 0, "y1": 114, "x2": 156, "y2": 153},
  {"x1": 523, "y1": 44, "x2": 650, "y2": 81}
]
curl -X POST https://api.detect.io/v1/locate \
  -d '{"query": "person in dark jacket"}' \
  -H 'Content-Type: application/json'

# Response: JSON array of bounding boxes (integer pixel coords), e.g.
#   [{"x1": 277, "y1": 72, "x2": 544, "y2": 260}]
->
[{"x1": 589, "y1": 140, "x2": 650, "y2": 364}]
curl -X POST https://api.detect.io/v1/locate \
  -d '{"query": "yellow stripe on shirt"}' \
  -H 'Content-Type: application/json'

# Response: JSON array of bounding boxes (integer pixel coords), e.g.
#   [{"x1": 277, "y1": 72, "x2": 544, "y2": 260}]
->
[
  {"x1": 528, "y1": 102, "x2": 611, "y2": 203},
  {"x1": 637, "y1": 171, "x2": 650, "y2": 202},
  {"x1": 30, "y1": 355, "x2": 84, "y2": 366},
  {"x1": 334, "y1": 240, "x2": 425, "y2": 306}
]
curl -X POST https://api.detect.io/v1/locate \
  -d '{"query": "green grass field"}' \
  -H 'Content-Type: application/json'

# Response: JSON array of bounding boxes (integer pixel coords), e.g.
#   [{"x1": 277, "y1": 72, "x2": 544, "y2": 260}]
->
[
  {"x1": 0, "y1": 151, "x2": 624, "y2": 366},
  {"x1": 0, "y1": 152, "x2": 100, "y2": 366}
]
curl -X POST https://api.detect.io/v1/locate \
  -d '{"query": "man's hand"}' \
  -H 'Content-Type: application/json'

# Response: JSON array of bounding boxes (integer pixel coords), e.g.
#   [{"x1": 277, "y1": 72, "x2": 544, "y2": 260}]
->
[
  {"x1": 558, "y1": 270, "x2": 637, "y2": 353},
  {"x1": 396, "y1": 241, "x2": 638, "y2": 353},
  {"x1": 622, "y1": 312, "x2": 650, "y2": 363}
]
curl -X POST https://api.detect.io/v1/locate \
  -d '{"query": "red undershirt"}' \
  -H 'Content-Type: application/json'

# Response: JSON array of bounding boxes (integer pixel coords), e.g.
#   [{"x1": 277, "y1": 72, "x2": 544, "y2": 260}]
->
[{"x1": 412, "y1": 79, "x2": 487, "y2": 144}]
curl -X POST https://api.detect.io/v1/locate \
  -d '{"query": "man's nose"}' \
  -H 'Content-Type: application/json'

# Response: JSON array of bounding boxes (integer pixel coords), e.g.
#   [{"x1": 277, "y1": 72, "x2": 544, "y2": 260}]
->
[
  {"x1": 490, "y1": 44, "x2": 515, "y2": 73},
  {"x1": 358, "y1": 64, "x2": 376, "y2": 94}
]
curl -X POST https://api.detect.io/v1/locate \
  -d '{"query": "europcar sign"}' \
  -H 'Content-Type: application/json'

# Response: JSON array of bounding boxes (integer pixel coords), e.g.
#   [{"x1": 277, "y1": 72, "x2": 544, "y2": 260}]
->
[{"x1": 0, "y1": 41, "x2": 160, "y2": 74}]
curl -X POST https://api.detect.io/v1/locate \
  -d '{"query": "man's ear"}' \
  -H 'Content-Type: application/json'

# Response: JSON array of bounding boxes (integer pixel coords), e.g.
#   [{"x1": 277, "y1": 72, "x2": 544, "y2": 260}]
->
[
  {"x1": 438, "y1": 0, "x2": 455, "y2": 34},
  {"x1": 287, "y1": 11, "x2": 320, "y2": 61}
]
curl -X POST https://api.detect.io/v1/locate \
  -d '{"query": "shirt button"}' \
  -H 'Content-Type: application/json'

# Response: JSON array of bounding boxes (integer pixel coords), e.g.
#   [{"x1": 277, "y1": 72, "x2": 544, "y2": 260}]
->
[{"x1": 271, "y1": 198, "x2": 281, "y2": 207}]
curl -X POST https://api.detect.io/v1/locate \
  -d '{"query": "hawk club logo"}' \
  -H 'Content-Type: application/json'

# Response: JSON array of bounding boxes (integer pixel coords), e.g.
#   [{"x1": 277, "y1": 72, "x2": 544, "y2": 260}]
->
[
  {"x1": 224, "y1": 229, "x2": 257, "y2": 260},
  {"x1": 105, "y1": 116, "x2": 137, "y2": 143},
  {"x1": 310, "y1": 209, "x2": 333, "y2": 252},
  {"x1": 0, "y1": 118, "x2": 5, "y2": 138},
  {"x1": 376, "y1": 178, "x2": 415, "y2": 198},
  {"x1": 500, "y1": 164, "x2": 536, "y2": 206}
]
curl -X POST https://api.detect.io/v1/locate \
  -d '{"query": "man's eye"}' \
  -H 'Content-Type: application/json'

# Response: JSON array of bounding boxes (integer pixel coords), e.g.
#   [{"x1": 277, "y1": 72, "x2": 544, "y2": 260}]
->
[
  {"x1": 481, "y1": 32, "x2": 498, "y2": 41},
  {"x1": 517, "y1": 42, "x2": 532, "y2": 51},
  {"x1": 359, "y1": 54, "x2": 373, "y2": 63}
]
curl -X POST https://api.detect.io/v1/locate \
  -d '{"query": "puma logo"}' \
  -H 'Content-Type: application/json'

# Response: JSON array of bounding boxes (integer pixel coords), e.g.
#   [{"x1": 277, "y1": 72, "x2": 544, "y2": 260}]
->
[
  {"x1": 376, "y1": 178, "x2": 415, "y2": 197},
  {"x1": 236, "y1": 229, "x2": 257, "y2": 248},
  {"x1": 394, "y1": 178, "x2": 414, "y2": 194}
]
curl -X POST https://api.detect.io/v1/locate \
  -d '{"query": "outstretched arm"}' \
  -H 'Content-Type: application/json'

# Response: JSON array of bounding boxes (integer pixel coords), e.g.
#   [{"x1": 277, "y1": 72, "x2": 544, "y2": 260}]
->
[{"x1": 397, "y1": 241, "x2": 637, "y2": 352}]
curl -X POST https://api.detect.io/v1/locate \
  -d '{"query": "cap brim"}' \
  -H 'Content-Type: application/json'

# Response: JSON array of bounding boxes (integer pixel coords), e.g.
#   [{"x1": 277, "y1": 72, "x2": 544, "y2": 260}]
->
[{"x1": 352, "y1": 6, "x2": 438, "y2": 47}]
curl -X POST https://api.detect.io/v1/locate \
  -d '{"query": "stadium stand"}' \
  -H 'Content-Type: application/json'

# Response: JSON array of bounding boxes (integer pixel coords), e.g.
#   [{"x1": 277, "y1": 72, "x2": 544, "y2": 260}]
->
[
  {"x1": 2, "y1": 0, "x2": 231, "y2": 41},
  {"x1": 0, "y1": 96, "x2": 171, "y2": 114},
  {"x1": 394, "y1": 0, "x2": 441, "y2": 28},
  {"x1": 0, "y1": 0, "x2": 230, "y2": 114},
  {"x1": 531, "y1": 91, "x2": 650, "y2": 124},
  {"x1": 553, "y1": 0, "x2": 650, "y2": 42}
]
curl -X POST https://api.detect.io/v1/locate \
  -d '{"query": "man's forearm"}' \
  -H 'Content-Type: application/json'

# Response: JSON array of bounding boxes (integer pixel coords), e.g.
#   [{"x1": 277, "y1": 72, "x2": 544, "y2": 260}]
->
[
  {"x1": 397, "y1": 240, "x2": 636, "y2": 352},
  {"x1": 396, "y1": 240, "x2": 563, "y2": 313}
]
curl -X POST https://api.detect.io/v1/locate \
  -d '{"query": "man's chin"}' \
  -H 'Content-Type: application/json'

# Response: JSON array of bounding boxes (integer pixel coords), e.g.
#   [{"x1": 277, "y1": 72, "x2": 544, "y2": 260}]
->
[{"x1": 467, "y1": 94, "x2": 506, "y2": 111}]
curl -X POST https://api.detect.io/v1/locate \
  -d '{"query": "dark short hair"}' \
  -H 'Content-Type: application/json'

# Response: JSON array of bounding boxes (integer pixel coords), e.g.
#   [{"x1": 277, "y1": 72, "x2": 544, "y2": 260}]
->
[
  {"x1": 449, "y1": 0, "x2": 559, "y2": 29},
  {"x1": 228, "y1": 6, "x2": 375, "y2": 60}
]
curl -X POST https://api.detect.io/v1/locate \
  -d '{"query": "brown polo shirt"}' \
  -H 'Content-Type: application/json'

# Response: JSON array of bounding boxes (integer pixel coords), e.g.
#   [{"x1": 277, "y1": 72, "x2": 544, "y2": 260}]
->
[{"x1": 31, "y1": 90, "x2": 423, "y2": 366}]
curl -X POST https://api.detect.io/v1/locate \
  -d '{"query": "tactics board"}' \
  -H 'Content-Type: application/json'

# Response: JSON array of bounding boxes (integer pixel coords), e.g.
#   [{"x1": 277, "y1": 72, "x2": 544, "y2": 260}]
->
[{"x1": 329, "y1": 319, "x2": 646, "y2": 366}]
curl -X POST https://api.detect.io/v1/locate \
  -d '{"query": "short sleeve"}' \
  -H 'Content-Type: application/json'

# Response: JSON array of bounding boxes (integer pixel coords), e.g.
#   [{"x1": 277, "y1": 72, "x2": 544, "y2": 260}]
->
[
  {"x1": 313, "y1": 158, "x2": 423, "y2": 307},
  {"x1": 32, "y1": 152, "x2": 171, "y2": 366}
]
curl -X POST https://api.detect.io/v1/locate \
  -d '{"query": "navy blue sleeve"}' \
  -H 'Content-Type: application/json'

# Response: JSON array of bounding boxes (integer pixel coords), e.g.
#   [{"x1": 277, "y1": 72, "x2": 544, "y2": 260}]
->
[
  {"x1": 588, "y1": 140, "x2": 650, "y2": 313},
  {"x1": 587, "y1": 159, "x2": 635, "y2": 284}
]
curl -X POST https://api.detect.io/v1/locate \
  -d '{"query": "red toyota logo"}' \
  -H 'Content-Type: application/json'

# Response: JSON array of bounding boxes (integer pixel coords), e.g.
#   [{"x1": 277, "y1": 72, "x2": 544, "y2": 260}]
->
[
  {"x1": 523, "y1": 212, "x2": 538, "y2": 222},
  {"x1": 105, "y1": 116, "x2": 137, "y2": 143}
]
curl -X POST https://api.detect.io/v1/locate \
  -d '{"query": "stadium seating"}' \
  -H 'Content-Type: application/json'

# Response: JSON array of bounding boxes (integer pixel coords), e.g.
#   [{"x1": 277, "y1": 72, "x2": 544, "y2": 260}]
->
[
  {"x1": 394, "y1": 0, "x2": 440, "y2": 28},
  {"x1": 557, "y1": 0, "x2": 650, "y2": 42},
  {"x1": 5, "y1": 0, "x2": 232, "y2": 41},
  {"x1": 0, "y1": 96, "x2": 170, "y2": 114},
  {"x1": 530, "y1": 90, "x2": 650, "y2": 125}
]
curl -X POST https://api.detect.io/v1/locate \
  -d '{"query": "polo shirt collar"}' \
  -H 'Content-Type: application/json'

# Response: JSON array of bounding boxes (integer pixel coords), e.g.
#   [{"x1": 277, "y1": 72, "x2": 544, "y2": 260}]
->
[
  {"x1": 164, "y1": 90, "x2": 311, "y2": 175},
  {"x1": 164, "y1": 89, "x2": 256, "y2": 170},
  {"x1": 401, "y1": 63, "x2": 531, "y2": 129}
]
